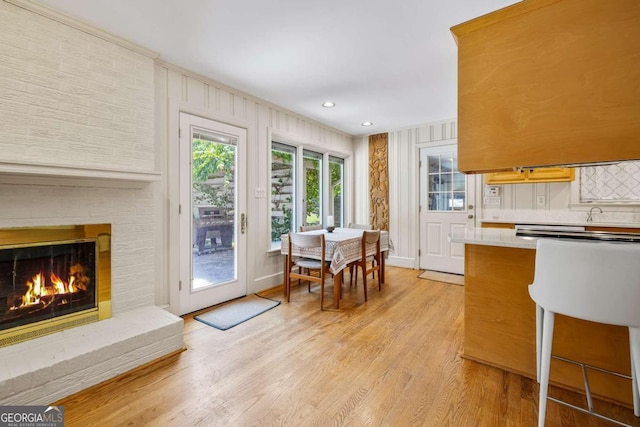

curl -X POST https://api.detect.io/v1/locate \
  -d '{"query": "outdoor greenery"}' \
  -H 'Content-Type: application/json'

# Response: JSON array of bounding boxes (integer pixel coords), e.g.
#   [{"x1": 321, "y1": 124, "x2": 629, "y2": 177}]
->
[
  {"x1": 191, "y1": 140, "x2": 343, "y2": 242},
  {"x1": 192, "y1": 139, "x2": 236, "y2": 212}
]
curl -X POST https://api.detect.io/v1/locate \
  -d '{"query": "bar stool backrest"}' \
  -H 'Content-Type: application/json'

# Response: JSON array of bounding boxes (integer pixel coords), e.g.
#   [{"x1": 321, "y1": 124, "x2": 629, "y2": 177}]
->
[{"x1": 529, "y1": 238, "x2": 640, "y2": 328}]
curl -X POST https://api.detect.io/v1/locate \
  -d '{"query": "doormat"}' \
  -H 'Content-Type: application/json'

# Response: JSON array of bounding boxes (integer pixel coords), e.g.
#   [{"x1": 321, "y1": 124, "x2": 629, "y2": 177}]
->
[
  {"x1": 418, "y1": 270, "x2": 465, "y2": 286},
  {"x1": 194, "y1": 294, "x2": 280, "y2": 330}
]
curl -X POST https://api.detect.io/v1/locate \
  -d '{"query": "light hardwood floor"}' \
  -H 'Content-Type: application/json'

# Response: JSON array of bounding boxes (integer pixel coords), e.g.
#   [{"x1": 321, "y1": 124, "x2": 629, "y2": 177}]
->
[{"x1": 56, "y1": 267, "x2": 639, "y2": 426}]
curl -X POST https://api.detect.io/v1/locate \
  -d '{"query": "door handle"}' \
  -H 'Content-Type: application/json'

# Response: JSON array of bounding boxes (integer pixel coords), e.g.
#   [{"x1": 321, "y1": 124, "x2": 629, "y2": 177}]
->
[
  {"x1": 468, "y1": 214, "x2": 474, "y2": 219},
  {"x1": 241, "y1": 213, "x2": 246, "y2": 234}
]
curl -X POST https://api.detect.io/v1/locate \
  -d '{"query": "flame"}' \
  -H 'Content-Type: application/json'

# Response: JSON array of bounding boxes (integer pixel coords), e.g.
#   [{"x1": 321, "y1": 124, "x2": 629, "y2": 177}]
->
[{"x1": 10, "y1": 267, "x2": 87, "y2": 310}]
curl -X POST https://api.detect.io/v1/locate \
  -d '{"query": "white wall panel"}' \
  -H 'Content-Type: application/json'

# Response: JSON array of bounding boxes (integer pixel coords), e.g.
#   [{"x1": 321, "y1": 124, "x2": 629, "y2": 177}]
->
[
  {"x1": 156, "y1": 61, "x2": 353, "y2": 309},
  {"x1": 354, "y1": 118, "x2": 457, "y2": 270}
]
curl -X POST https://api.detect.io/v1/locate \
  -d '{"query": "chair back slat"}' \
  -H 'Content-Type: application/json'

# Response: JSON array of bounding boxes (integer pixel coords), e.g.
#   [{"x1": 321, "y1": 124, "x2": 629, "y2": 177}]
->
[
  {"x1": 300, "y1": 224, "x2": 323, "y2": 232},
  {"x1": 290, "y1": 232, "x2": 323, "y2": 248}
]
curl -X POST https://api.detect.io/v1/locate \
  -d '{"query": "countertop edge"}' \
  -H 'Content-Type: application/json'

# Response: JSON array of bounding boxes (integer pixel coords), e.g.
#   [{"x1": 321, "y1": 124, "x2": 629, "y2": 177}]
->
[{"x1": 449, "y1": 228, "x2": 537, "y2": 249}]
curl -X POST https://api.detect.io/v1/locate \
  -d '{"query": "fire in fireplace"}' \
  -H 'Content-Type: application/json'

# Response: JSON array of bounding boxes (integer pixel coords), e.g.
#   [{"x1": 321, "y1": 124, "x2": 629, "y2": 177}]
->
[{"x1": 0, "y1": 224, "x2": 111, "y2": 347}]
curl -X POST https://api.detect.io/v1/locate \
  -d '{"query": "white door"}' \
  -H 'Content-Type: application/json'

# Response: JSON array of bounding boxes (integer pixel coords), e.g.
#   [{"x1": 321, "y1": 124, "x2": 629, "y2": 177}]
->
[
  {"x1": 419, "y1": 145, "x2": 475, "y2": 275},
  {"x1": 179, "y1": 113, "x2": 247, "y2": 315}
]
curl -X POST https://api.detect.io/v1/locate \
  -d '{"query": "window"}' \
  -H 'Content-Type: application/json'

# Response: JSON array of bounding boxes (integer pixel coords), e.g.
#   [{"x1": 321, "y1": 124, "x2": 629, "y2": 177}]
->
[
  {"x1": 270, "y1": 141, "x2": 347, "y2": 248},
  {"x1": 427, "y1": 152, "x2": 466, "y2": 211},
  {"x1": 271, "y1": 142, "x2": 295, "y2": 245},
  {"x1": 580, "y1": 161, "x2": 640, "y2": 202},
  {"x1": 329, "y1": 156, "x2": 344, "y2": 227},
  {"x1": 302, "y1": 150, "x2": 323, "y2": 225}
]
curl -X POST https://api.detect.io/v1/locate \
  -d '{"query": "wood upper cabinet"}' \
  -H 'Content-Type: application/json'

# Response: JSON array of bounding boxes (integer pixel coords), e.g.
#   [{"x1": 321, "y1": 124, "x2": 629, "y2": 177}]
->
[
  {"x1": 485, "y1": 167, "x2": 574, "y2": 184},
  {"x1": 451, "y1": 0, "x2": 640, "y2": 173}
]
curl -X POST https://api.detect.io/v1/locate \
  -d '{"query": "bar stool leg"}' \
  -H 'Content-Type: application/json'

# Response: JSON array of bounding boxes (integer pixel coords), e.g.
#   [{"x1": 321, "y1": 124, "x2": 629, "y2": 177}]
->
[
  {"x1": 536, "y1": 304, "x2": 543, "y2": 382},
  {"x1": 538, "y1": 310, "x2": 555, "y2": 427},
  {"x1": 631, "y1": 328, "x2": 640, "y2": 417}
]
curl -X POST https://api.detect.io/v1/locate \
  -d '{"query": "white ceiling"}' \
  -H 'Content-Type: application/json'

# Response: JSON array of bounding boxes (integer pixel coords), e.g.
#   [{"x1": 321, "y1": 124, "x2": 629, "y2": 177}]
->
[{"x1": 36, "y1": 0, "x2": 519, "y2": 136}]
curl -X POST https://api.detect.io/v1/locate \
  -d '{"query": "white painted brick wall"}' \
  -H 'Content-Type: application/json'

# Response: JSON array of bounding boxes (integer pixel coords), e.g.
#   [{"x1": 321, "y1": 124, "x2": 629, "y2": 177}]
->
[
  {"x1": 0, "y1": 3, "x2": 181, "y2": 404},
  {"x1": 0, "y1": 184, "x2": 156, "y2": 313},
  {"x1": 0, "y1": 1, "x2": 155, "y2": 172}
]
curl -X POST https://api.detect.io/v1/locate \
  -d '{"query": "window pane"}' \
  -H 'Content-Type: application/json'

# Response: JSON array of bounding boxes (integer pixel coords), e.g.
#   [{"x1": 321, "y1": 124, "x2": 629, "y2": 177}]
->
[
  {"x1": 428, "y1": 155, "x2": 440, "y2": 173},
  {"x1": 452, "y1": 172, "x2": 466, "y2": 191},
  {"x1": 427, "y1": 151, "x2": 466, "y2": 212},
  {"x1": 271, "y1": 143, "x2": 295, "y2": 245},
  {"x1": 452, "y1": 192, "x2": 466, "y2": 210},
  {"x1": 303, "y1": 150, "x2": 322, "y2": 226},
  {"x1": 191, "y1": 135, "x2": 237, "y2": 289},
  {"x1": 329, "y1": 156, "x2": 344, "y2": 228}
]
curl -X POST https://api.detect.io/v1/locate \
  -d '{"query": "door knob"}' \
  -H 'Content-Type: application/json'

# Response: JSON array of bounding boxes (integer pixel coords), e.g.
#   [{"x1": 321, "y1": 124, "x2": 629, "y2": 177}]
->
[{"x1": 468, "y1": 214, "x2": 474, "y2": 219}]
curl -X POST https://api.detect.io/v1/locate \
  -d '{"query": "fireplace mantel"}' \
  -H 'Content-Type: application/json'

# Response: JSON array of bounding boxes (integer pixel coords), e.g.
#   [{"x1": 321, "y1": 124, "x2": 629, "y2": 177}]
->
[{"x1": 0, "y1": 161, "x2": 161, "y2": 188}]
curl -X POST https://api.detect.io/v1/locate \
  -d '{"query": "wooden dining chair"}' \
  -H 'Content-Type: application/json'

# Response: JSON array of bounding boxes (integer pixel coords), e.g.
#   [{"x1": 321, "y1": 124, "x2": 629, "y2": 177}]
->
[
  {"x1": 296, "y1": 224, "x2": 324, "y2": 283},
  {"x1": 347, "y1": 223, "x2": 373, "y2": 284},
  {"x1": 287, "y1": 232, "x2": 332, "y2": 310},
  {"x1": 351, "y1": 230, "x2": 382, "y2": 302}
]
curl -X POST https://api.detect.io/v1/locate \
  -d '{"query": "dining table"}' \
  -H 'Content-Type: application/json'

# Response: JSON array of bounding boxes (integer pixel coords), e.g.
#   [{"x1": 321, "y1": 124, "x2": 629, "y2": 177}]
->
[{"x1": 281, "y1": 227, "x2": 392, "y2": 308}]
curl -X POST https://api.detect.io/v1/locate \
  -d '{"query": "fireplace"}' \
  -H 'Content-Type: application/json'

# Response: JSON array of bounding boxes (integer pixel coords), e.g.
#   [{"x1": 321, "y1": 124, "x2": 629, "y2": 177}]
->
[{"x1": 0, "y1": 224, "x2": 111, "y2": 347}]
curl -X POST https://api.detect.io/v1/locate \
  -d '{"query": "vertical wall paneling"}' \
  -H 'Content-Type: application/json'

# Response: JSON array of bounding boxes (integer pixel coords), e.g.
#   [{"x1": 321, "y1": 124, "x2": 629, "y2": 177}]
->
[
  {"x1": 186, "y1": 78, "x2": 206, "y2": 107},
  {"x1": 157, "y1": 61, "x2": 353, "y2": 312},
  {"x1": 355, "y1": 118, "x2": 459, "y2": 269}
]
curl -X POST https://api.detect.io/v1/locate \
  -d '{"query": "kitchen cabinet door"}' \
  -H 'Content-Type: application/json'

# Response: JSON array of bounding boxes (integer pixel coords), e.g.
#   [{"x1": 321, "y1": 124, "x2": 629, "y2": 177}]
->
[
  {"x1": 484, "y1": 169, "x2": 526, "y2": 184},
  {"x1": 452, "y1": 0, "x2": 640, "y2": 173},
  {"x1": 525, "y1": 167, "x2": 574, "y2": 182},
  {"x1": 485, "y1": 167, "x2": 573, "y2": 184}
]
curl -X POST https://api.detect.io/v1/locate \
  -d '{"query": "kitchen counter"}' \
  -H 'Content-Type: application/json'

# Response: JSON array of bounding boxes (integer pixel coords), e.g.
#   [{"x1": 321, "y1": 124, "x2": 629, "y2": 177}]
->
[
  {"x1": 450, "y1": 227, "x2": 536, "y2": 249},
  {"x1": 459, "y1": 228, "x2": 633, "y2": 406}
]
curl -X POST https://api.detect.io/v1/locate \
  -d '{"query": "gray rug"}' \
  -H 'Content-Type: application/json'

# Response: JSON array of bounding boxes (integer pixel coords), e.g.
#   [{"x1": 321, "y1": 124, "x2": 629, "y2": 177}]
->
[
  {"x1": 418, "y1": 270, "x2": 465, "y2": 286},
  {"x1": 195, "y1": 294, "x2": 280, "y2": 330}
]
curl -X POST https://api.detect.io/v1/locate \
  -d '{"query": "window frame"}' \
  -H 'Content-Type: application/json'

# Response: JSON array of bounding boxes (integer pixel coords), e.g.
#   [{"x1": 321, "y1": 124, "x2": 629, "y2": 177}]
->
[{"x1": 269, "y1": 134, "x2": 351, "y2": 251}]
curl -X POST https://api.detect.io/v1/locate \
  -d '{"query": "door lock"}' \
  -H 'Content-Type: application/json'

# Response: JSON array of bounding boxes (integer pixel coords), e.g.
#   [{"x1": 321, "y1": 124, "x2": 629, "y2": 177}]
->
[{"x1": 240, "y1": 213, "x2": 246, "y2": 234}]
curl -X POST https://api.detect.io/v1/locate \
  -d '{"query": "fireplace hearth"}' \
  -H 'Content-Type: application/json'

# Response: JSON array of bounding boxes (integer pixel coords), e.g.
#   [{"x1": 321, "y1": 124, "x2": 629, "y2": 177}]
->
[{"x1": 0, "y1": 224, "x2": 111, "y2": 347}]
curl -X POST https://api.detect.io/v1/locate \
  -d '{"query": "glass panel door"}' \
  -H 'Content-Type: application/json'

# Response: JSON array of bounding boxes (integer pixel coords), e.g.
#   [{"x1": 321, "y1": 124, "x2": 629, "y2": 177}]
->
[{"x1": 179, "y1": 113, "x2": 246, "y2": 315}]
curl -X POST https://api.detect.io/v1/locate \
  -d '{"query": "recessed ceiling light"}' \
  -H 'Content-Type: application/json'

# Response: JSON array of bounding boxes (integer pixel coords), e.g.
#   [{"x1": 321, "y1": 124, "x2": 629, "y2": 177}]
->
[
  {"x1": 322, "y1": 101, "x2": 335, "y2": 108},
  {"x1": 361, "y1": 121, "x2": 373, "y2": 126}
]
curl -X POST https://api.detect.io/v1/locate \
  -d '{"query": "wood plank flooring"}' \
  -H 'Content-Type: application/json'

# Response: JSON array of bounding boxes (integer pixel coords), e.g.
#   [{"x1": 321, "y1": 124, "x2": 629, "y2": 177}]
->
[{"x1": 56, "y1": 267, "x2": 639, "y2": 426}]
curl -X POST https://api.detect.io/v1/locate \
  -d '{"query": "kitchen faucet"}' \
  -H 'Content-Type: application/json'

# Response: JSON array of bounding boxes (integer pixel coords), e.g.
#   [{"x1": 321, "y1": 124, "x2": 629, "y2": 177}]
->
[{"x1": 586, "y1": 206, "x2": 603, "y2": 222}]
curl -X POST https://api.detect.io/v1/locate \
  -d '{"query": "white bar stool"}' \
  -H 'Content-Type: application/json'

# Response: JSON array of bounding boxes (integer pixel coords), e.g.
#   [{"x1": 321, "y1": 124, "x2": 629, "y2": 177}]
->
[{"x1": 528, "y1": 238, "x2": 640, "y2": 427}]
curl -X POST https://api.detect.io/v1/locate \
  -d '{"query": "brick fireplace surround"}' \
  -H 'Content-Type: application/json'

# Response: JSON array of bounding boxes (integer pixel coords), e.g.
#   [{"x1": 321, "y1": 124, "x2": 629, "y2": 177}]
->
[
  {"x1": 0, "y1": 0, "x2": 184, "y2": 405},
  {"x1": 0, "y1": 181, "x2": 184, "y2": 405}
]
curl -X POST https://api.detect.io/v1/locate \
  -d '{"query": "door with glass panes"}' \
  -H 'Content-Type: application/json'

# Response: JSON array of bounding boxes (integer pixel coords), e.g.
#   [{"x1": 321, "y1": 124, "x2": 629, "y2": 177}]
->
[
  {"x1": 178, "y1": 113, "x2": 247, "y2": 315},
  {"x1": 419, "y1": 145, "x2": 475, "y2": 274}
]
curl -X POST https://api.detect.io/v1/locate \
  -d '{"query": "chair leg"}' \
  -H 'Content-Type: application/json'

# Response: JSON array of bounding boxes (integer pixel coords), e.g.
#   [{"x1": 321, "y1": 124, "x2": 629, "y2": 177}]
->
[
  {"x1": 286, "y1": 271, "x2": 291, "y2": 303},
  {"x1": 320, "y1": 273, "x2": 325, "y2": 311},
  {"x1": 538, "y1": 310, "x2": 555, "y2": 427},
  {"x1": 536, "y1": 304, "x2": 543, "y2": 382},
  {"x1": 362, "y1": 263, "x2": 368, "y2": 302},
  {"x1": 353, "y1": 265, "x2": 358, "y2": 288},
  {"x1": 630, "y1": 327, "x2": 640, "y2": 417}
]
